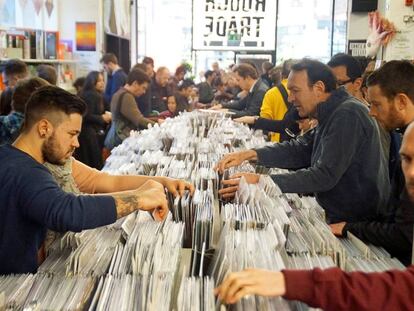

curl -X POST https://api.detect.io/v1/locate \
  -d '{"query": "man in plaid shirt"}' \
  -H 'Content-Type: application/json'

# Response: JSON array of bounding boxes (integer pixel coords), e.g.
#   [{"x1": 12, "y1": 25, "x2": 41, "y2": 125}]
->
[{"x1": 0, "y1": 77, "x2": 48, "y2": 144}]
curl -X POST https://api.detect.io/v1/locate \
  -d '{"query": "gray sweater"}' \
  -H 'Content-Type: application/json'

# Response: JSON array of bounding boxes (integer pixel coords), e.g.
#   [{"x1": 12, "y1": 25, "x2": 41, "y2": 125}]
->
[{"x1": 255, "y1": 88, "x2": 390, "y2": 223}]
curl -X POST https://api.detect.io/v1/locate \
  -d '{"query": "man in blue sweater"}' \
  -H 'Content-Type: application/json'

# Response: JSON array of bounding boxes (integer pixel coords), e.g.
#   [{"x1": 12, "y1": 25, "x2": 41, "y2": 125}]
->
[
  {"x1": 101, "y1": 53, "x2": 127, "y2": 108},
  {"x1": 216, "y1": 59, "x2": 390, "y2": 223},
  {"x1": 0, "y1": 86, "x2": 187, "y2": 275}
]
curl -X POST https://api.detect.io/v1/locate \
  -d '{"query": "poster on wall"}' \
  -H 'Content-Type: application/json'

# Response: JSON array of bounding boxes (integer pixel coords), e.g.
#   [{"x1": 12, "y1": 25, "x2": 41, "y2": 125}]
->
[
  {"x1": 76, "y1": 22, "x2": 96, "y2": 52},
  {"x1": 192, "y1": 0, "x2": 277, "y2": 51},
  {"x1": 387, "y1": 30, "x2": 414, "y2": 60},
  {"x1": 0, "y1": 0, "x2": 16, "y2": 27},
  {"x1": 75, "y1": 52, "x2": 100, "y2": 77}
]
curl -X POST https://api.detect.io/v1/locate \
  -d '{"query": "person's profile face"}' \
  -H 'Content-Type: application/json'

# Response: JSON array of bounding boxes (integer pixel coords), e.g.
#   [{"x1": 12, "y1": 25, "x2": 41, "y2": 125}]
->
[
  {"x1": 146, "y1": 64, "x2": 154, "y2": 78},
  {"x1": 102, "y1": 63, "x2": 112, "y2": 74},
  {"x1": 157, "y1": 70, "x2": 170, "y2": 87},
  {"x1": 331, "y1": 65, "x2": 359, "y2": 96},
  {"x1": 133, "y1": 81, "x2": 148, "y2": 97},
  {"x1": 400, "y1": 127, "x2": 414, "y2": 201},
  {"x1": 235, "y1": 73, "x2": 249, "y2": 91},
  {"x1": 287, "y1": 70, "x2": 319, "y2": 118},
  {"x1": 95, "y1": 74, "x2": 105, "y2": 93},
  {"x1": 367, "y1": 85, "x2": 404, "y2": 131},
  {"x1": 42, "y1": 114, "x2": 82, "y2": 165},
  {"x1": 167, "y1": 96, "x2": 177, "y2": 113}
]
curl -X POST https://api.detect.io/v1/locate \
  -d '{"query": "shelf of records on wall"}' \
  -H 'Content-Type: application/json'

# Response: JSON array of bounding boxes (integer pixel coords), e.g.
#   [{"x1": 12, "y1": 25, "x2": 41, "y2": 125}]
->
[
  {"x1": 0, "y1": 28, "x2": 76, "y2": 92},
  {"x1": 0, "y1": 111, "x2": 405, "y2": 311}
]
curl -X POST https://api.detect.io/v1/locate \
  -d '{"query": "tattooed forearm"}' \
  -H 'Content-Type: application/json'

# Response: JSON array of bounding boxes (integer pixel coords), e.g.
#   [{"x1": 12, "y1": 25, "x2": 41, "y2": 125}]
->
[{"x1": 113, "y1": 190, "x2": 141, "y2": 219}]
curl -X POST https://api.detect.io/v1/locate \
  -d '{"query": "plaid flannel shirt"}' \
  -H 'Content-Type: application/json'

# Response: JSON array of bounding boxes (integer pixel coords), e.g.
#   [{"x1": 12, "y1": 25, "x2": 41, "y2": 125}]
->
[{"x1": 0, "y1": 111, "x2": 24, "y2": 144}]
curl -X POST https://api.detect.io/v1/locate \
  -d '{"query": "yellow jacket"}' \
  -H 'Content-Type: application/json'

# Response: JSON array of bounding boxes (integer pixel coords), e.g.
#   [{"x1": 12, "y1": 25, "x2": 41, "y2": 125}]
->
[{"x1": 259, "y1": 79, "x2": 289, "y2": 142}]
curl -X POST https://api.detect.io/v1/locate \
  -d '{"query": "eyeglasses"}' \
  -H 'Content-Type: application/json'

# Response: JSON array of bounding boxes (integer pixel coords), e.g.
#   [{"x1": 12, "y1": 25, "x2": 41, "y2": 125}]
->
[{"x1": 337, "y1": 78, "x2": 355, "y2": 86}]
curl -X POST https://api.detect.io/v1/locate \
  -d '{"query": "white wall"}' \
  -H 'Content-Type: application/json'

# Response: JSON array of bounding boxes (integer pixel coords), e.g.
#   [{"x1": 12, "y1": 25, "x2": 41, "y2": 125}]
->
[
  {"x1": 58, "y1": 0, "x2": 104, "y2": 76},
  {"x1": 347, "y1": 0, "x2": 386, "y2": 41},
  {"x1": 0, "y1": 0, "x2": 58, "y2": 31}
]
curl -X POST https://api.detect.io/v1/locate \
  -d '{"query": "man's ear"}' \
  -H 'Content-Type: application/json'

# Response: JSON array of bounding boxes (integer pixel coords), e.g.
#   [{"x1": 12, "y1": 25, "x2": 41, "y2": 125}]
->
[
  {"x1": 313, "y1": 80, "x2": 326, "y2": 96},
  {"x1": 36, "y1": 119, "x2": 53, "y2": 138},
  {"x1": 353, "y1": 77, "x2": 363, "y2": 91},
  {"x1": 394, "y1": 93, "x2": 413, "y2": 113}
]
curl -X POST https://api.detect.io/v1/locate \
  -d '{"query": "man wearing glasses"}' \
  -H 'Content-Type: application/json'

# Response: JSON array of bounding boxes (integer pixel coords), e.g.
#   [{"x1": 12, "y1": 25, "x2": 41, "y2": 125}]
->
[
  {"x1": 0, "y1": 59, "x2": 28, "y2": 116},
  {"x1": 216, "y1": 58, "x2": 390, "y2": 224}
]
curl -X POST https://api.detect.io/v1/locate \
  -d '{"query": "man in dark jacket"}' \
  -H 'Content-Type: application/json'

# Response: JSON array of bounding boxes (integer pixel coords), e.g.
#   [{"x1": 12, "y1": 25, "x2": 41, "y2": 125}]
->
[
  {"x1": 150, "y1": 66, "x2": 172, "y2": 113},
  {"x1": 101, "y1": 53, "x2": 127, "y2": 108},
  {"x1": 211, "y1": 64, "x2": 268, "y2": 118},
  {"x1": 329, "y1": 60, "x2": 414, "y2": 265},
  {"x1": 216, "y1": 59, "x2": 390, "y2": 224},
  {"x1": 198, "y1": 70, "x2": 216, "y2": 105}
]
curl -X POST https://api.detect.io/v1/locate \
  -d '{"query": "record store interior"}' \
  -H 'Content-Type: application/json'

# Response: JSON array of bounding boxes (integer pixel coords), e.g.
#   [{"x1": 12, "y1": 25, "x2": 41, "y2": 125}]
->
[{"x1": 2, "y1": 0, "x2": 414, "y2": 310}]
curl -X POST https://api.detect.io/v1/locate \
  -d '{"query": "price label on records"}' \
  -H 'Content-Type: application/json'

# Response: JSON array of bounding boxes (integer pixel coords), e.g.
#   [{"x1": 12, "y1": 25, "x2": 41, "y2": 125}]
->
[
  {"x1": 348, "y1": 40, "x2": 367, "y2": 57},
  {"x1": 192, "y1": 0, "x2": 277, "y2": 51}
]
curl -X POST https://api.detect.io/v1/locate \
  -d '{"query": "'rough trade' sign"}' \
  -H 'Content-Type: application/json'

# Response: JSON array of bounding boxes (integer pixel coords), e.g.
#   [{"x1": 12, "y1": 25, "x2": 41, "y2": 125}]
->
[{"x1": 192, "y1": 0, "x2": 277, "y2": 51}]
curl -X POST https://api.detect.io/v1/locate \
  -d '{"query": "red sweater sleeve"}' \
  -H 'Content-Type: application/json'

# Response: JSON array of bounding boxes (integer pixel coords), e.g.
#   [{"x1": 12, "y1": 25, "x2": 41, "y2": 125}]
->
[{"x1": 282, "y1": 266, "x2": 414, "y2": 311}]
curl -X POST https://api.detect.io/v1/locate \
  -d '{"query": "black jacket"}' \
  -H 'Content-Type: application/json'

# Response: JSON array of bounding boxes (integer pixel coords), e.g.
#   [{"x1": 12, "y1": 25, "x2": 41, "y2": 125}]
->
[
  {"x1": 222, "y1": 79, "x2": 268, "y2": 118},
  {"x1": 198, "y1": 81, "x2": 215, "y2": 104},
  {"x1": 74, "y1": 90, "x2": 106, "y2": 169},
  {"x1": 150, "y1": 78, "x2": 172, "y2": 112},
  {"x1": 254, "y1": 88, "x2": 390, "y2": 223}
]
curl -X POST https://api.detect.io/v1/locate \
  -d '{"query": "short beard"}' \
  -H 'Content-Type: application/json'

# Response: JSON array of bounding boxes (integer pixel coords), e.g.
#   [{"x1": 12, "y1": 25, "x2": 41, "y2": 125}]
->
[{"x1": 42, "y1": 133, "x2": 65, "y2": 165}]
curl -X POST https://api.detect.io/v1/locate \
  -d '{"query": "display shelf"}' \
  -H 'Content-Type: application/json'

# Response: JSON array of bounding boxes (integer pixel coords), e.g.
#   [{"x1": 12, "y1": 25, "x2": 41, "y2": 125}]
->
[{"x1": 0, "y1": 58, "x2": 77, "y2": 64}]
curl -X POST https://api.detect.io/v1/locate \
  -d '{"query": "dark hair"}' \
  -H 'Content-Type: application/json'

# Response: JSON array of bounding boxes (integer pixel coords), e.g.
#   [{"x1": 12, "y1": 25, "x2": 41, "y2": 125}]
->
[
  {"x1": 291, "y1": 58, "x2": 337, "y2": 92},
  {"x1": 142, "y1": 56, "x2": 154, "y2": 66},
  {"x1": 100, "y1": 53, "x2": 118, "y2": 65},
  {"x1": 36, "y1": 64, "x2": 57, "y2": 85},
  {"x1": 268, "y1": 66, "x2": 282, "y2": 85},
  {"x1": 367, "y1": 60, "x2": 414, "y2": 102},
  {"x1": 204, "y1": 70, "x2": 215, "y2": 79},
  {"x1": 282, "y1": 59, "x2": 297, "y2": 79},
  {"x1": 327, "y1": 54, "x2": 363, "y2": 80},
  {"x1": 175, "y1": 64, "x2": 187, "y2": 76},
  {"x1": 234, "y1": 63, "x2": 258, "y2": 79},
  {"x1": 214, "y1": 77, "x2": 224, "y2": 87},
  {"x1": 3, "y1": 59, "x2": 28, "y2": 77},
  {"x1": 262, "y1": 61, "x2": 273, "y2": 73},
  {"x1": 82, "y1": 71, "x2": 102, "y2": 93},
  {"x1": 73, "y1": 77, "x2": 86, "y2": 91},
  {"x1": 23, "y1": 86, "x2": 86, "y2": 131},
  {"x1": 354, "y1": 56, "x2": 371, "y2": 73},
  {"x1": 132, "y1": 63, "x2": 147, "y2": 72},
  {"x1": 178, "y1": 78, "x2": 194, "y2": 91},
  {"x1": 12, "y1": 77, "x2": 49, "y2": 113},
  {"x1": 127, "y1": 68, "x2": 150, "y2": 85}
]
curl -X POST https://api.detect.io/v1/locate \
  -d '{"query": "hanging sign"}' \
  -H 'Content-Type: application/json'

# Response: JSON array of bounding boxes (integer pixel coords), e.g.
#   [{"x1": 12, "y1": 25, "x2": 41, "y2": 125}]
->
[{"x1": 192, "y1": 0, "x2": 277, "y2": 51}]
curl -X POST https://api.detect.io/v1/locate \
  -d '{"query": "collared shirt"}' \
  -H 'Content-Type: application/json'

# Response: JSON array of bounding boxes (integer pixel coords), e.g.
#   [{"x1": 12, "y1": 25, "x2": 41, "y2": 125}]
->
[
  {"x1": 249, "y1": 79, "x2": 259, "y2": 93},
  {"x1": 0, "y1": 111, "x2": 24, "y2": 144}
]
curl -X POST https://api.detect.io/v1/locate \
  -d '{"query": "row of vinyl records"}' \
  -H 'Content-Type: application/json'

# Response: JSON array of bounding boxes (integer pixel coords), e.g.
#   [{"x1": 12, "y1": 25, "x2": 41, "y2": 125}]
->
[
  {"x1": 0, "y1": 29, "x2": 59, "y2": 60},
  {"x1": 0, "y1": 111, "x2": 405, "y2": 310}
]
